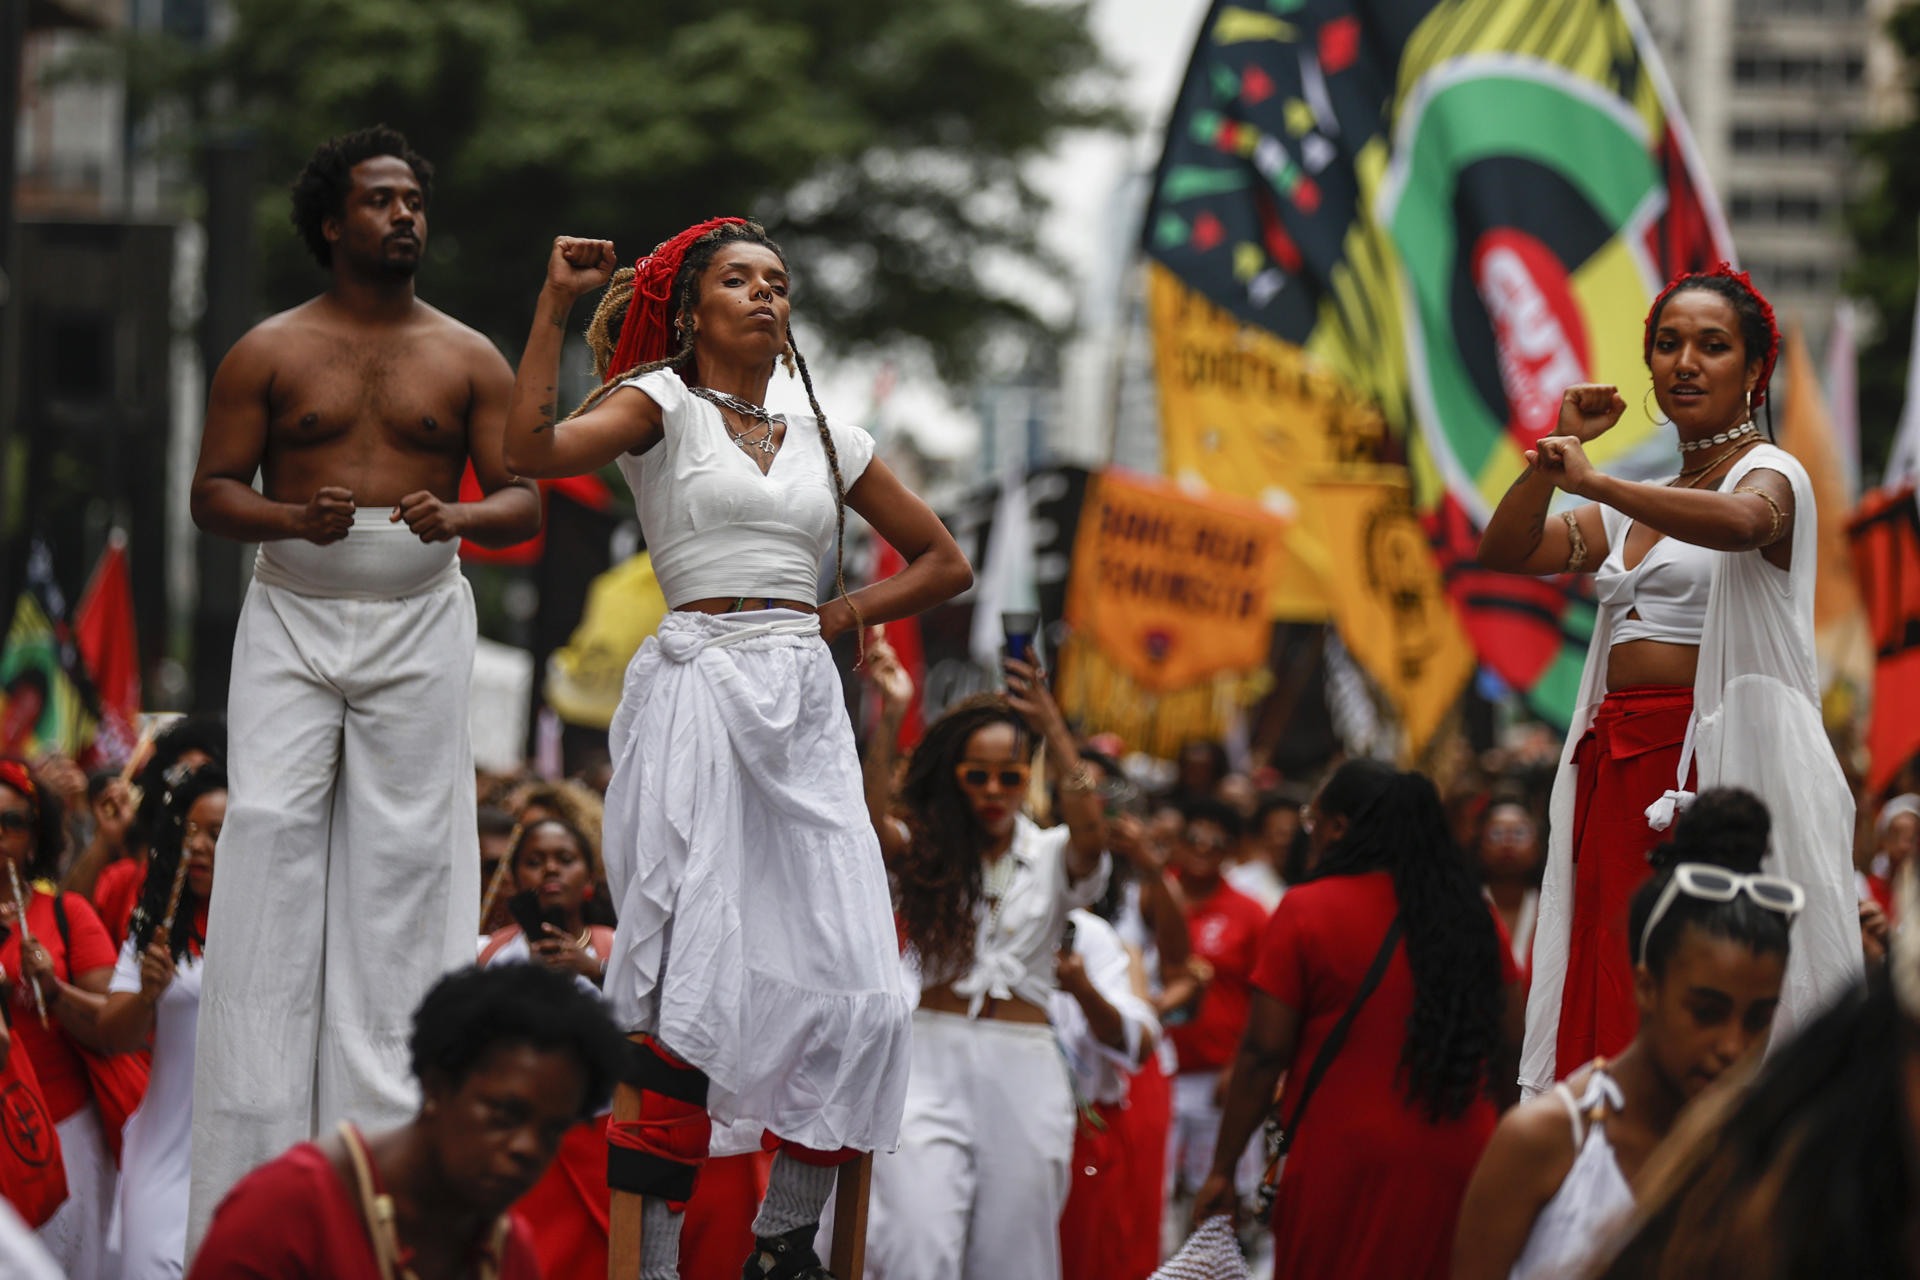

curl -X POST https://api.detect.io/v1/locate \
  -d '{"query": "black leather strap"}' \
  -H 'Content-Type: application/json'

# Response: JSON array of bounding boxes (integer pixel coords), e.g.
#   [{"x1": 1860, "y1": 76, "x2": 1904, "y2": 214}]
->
[{"x1": 1276, "y1": 914, "x2": 1403, "y2": 1155}]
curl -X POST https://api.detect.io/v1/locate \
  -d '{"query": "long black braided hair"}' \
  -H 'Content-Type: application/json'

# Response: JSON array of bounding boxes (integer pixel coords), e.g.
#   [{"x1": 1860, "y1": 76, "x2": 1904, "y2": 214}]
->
[
  {"x1": 127, "y1": 762, "x2": 226, "y2": 965},
  {"x1": 1309, "y1": 760, "x2": 1507, "y2": 1121}
]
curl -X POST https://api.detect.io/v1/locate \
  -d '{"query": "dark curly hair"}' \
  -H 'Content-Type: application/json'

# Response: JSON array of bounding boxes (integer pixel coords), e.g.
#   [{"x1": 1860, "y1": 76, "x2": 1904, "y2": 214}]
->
[
  {"x1": 1627, "y1": 788, "x2": 1793, "y2": 976},
  {"x1": 409, "y1": 963, "x2": 628, "y2": 1122},
  {"x1": 128, "y1": 763, "x2": 226, "y2": 965},
  {"x1": 1309, "y1": 761, "x2": 1507, "y2": 1122},
  {"x1": 289, "y1": 125, "x2": 435, "y2": 268},
  {"x1": 0, "y1": 758, "x2": 65, "y2": 882},
  {"x1": 131, "y1": 711, "x2": 225, "y2": 854},
  {"x1": 893, "y1": 694, "x2": 1034, "y2": 983}
]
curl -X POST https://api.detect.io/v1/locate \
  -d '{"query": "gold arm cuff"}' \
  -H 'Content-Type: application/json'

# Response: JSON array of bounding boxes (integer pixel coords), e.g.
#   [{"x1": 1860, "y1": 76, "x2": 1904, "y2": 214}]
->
[
  {"x1": 1561, "y1": 509, "x2": 1588, "y2": 573},
  {"x1": 1734, "y1": 485, "x2": 1787, "y2": 545}
]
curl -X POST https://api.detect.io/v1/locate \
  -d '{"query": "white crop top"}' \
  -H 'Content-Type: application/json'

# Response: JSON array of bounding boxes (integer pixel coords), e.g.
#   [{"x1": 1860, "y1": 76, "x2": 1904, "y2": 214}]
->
[
  {"x1": 1508, "y1": 1069, "x2": 1634, "y2": 1280},
  {"x1": 612, "y1": 368, "x2": 876, "y2": 608},
  {"x1": 1595, "y1": 518, "x2": 1713, "y2": 648}
]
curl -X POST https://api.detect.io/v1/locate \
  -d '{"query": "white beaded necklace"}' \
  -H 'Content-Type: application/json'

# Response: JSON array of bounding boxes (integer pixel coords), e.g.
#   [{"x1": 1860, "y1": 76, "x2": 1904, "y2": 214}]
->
[{"x1": 1676, "y1": 420, "x2": 1757, "y2": 454}]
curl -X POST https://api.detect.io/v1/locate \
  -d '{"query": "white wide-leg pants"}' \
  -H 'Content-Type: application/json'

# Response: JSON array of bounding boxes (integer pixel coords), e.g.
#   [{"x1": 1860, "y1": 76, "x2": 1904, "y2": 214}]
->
[
  {"x1": 867, "y1": 1010, "x2": 1075, "y2": 1280},
  {"x1": 187, "y1": 515, "x2": 478, "y2": 1250}
]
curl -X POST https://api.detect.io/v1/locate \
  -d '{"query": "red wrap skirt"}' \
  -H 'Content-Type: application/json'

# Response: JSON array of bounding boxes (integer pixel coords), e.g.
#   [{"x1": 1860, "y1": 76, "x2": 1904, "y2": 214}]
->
[{"x1": 1557, "y1": 685, "x2": 1695, "y2": 1075}]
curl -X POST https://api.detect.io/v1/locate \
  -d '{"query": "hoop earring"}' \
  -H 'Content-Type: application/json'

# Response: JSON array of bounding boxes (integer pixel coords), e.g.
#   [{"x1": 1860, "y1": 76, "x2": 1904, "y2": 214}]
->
[{"x1": 1643, "y1": 385, "x2": 1670, "y2": 426}]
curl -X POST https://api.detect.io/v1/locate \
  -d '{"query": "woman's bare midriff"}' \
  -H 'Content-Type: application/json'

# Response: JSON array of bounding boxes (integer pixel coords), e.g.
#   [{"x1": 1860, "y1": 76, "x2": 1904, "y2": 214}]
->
[
  {"x1": 1606, "y1": 637, "x2": 1698, "y2": 692},
  {"x1": 674, "y1": 597, "x2": 816, "y2": 615},
  {"x1": 918, "y1": 982, "x2": 1050, "y2": 1025}
]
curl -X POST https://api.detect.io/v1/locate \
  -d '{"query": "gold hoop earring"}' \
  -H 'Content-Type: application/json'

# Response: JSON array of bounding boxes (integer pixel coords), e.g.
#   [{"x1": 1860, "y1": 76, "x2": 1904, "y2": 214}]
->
[{"x1": 1643, "y1": 385, "x2": 1670, "y2": 426}]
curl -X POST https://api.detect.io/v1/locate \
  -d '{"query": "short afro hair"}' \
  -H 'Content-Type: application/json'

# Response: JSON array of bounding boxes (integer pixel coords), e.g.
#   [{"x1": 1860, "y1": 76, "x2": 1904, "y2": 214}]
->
[
  {"x1": 409, "y1": 964, "x2": 628, "y2": 1121},
  {"x1": 289, "y1": 126, "x2": 435, "y2": 268}
]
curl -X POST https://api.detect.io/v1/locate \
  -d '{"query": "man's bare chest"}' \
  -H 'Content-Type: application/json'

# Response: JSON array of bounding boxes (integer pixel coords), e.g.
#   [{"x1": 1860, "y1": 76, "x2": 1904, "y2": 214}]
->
[{"x1": 268, "y1": 338, "x2": 470, "y2": 454}]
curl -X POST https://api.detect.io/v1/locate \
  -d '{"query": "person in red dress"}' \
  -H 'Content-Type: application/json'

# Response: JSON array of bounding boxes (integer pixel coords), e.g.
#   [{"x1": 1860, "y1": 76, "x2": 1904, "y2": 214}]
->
[
  {"x1": 0, "y1": 759, "x2": 134, "y2": 1278},
  {"x1": 190, "y1": 962, "x2": 627, "y2": 1279},
  {"x1": 1164, "y1": 799, "x2": 1271, "y2": 1214},
  {"x1": 1194, "y1": 760, "x2": 1516, "y2": 1280}
]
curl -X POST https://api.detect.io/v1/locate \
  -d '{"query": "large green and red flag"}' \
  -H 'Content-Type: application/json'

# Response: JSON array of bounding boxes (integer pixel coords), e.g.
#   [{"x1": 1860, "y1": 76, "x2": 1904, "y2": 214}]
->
[{"x1": 1144, "y1": 0, "x2": 1732, "y2": 727}]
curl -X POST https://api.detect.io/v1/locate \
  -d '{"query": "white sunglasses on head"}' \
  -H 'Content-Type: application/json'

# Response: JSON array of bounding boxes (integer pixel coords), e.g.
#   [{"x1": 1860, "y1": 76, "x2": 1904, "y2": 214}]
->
[{"x1": 1638, "y1": 863, "x2": 1805, "y2": 965}]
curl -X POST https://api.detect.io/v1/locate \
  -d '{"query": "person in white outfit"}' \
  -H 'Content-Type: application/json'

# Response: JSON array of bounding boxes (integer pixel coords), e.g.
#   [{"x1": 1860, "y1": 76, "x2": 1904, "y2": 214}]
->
[
  {"x1": 1453, "y1": 788, "x2": 1798, "y2": 1280},
  {"x1": 502, "y1": 221, "x2": 971, "y2": 1279},
  {"x1": 184, "y1": 126, "x2": 541, "y2": 1247},
  {"x1": 94, "y1": 765, "x2": 225, "y2": 1279},
  {"x1": 859, "y1": 644, "x2": 1109, "y2": 1280}
]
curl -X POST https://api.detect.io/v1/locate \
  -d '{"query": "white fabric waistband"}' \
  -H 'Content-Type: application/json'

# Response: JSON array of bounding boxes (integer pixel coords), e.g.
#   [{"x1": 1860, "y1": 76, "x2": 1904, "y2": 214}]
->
[
  {"x1": 252, "y1": 509, "x2": 462, "y2": 600},
  {"x1": 655, "y1": 609, "x2": 821, "y2": 663}
]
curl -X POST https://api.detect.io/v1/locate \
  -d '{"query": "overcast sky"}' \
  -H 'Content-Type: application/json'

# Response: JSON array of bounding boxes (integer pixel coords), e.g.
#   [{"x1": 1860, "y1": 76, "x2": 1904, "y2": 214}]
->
[{"x1": 771, "y1": 0, "x2": 1208, "y2": 464}]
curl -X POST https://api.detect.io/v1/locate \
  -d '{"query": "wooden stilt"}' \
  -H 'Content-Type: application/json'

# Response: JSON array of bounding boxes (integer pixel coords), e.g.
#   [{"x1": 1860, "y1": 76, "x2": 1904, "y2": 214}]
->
[
  {"x1": 828, "y1": 1153, "x2": 873, "y2": 1280},
  {"x1": 608, "y1": 1034, "x2": 647, "y2": 1280}
]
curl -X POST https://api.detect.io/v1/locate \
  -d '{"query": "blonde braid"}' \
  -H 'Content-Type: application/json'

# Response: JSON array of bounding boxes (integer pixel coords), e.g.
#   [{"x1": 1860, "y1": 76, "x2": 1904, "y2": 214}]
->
[
  {"x1": 790, "y1": 336, "x2": 863, "y2": 663},
  {"x1": 570, "y1": 296, "x2": 697, "y2": 419}
]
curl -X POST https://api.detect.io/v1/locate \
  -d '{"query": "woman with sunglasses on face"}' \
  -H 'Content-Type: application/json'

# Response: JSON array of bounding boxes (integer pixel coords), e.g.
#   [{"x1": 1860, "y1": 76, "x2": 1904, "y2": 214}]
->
[
  {"x1": 0, "y1": 760, "x2": 126, "y2": 1278},
  {"x1": 1478, "y1": 265, "x2": 1857, "y2": 1096},
  {"x1": 94, "y1": 764, "x2": 226, "y2": 1280},
  {"x1": 1453, "y1": 788, "x2": 1797, "y2": 1280},
  {"x1": 860, "y1": 644, "x2": 1108, "y2": 1280}
]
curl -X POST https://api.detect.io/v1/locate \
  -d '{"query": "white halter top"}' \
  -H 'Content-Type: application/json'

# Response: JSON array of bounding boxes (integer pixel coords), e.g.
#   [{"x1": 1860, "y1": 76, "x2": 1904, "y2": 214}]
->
[
  {"x1": 1508, "y1": 1068, "x2": 1635, "y2": 1280},
  {"x1": 1595, "y1": 523, "x2": 1713, "y2": 648}
]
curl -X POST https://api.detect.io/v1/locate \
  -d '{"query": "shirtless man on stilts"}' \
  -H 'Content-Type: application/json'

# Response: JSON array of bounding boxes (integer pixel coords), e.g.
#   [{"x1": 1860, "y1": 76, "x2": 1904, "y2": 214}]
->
[{"x1": 185, "y1": 126, "x2": 542, "y2": 1249}]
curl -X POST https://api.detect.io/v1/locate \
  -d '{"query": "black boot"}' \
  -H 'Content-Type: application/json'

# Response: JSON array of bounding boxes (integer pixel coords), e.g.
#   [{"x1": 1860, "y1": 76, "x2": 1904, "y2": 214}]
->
[{"x1": 740, "y1": 1224, "x2": 835, "y2": 1280}]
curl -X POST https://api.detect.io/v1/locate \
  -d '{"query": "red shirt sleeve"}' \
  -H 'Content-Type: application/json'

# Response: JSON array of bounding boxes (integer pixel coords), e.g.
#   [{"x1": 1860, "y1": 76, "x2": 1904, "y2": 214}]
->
[
  {"x1": 187, "y1": 1147, "x2": 336, "y2": 1278},
  {"x1": 1251, "y1": 889, "x2": 1308, "y2": 1008},
  {"x1": 90, "y1": 858, "x2": 146, "y2": 947},
  {"x1": 55, "y1": 894, "x2": 117, "y2": 976}
]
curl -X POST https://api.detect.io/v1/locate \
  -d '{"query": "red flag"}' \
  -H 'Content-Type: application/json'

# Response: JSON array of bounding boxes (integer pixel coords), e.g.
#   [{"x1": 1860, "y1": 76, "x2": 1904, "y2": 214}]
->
[
  {"x1": 871, "y1": 541, "x2": 925, "y2": 750},
  {"x1": 456, "y1": 465, "x2": 614, "y2": 566},
  {"x1": 74, "y1": 530, "x2": 140, "y2": 762},
  {"x1": 1851, "y1": 485, "x2": 1920, "y2": 793}
]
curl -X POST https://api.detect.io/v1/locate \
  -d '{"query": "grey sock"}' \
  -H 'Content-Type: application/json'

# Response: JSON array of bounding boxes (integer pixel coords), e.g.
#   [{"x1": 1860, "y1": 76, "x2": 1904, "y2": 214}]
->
[
  {"x1": 751, "y1": 1152, "x2": 837, "y2": 1238},
  {"x1": 639, "y1": 1197, "x2": 684, "y2": 1280}
]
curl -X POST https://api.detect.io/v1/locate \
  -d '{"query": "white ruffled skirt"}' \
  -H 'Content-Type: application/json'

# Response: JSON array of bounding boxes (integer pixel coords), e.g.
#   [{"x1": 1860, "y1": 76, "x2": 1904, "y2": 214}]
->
[{"x1": 602, "y1": 609, "x2": 912, "y2": 1155}]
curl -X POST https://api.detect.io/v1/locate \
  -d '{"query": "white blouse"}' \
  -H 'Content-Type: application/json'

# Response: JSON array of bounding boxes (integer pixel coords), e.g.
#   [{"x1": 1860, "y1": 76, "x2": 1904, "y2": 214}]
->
[
  {"x1": 927, "y1": 816, "x2": 1109, "y2": 1015},
  {"x1": 613, "y1": 368, "x2": 876, "y2": 608},
  {"x1": 1049, "y1": 909, "x2": 1159, "y2": 1106}
]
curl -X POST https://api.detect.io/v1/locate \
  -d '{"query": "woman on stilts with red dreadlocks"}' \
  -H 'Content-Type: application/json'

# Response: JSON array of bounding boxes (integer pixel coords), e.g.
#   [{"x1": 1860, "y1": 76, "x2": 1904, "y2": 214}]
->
[
  {"x1": 503, "y1": 223, "x2": 973, "y2": 1280},
  {"x1": 1478, "y1": 263, "x2": 1860, "y2": 1099}
]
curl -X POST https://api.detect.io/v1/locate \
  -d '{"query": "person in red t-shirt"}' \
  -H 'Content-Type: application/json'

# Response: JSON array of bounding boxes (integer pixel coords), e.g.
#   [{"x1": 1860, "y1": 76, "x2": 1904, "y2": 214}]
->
[
  {"x1": 1165, "y1": 798, "x2": 1271, "y2": 1215},
  {"x1": 1, "y1": 758, "x2": 127, "y2": 1279},
  {"x1": 190, "y1": 961, "x2": 628, "y2": 1279},
  {"x1": 1193, "y1": 761, "x2": 1516, "y2": 1280}
]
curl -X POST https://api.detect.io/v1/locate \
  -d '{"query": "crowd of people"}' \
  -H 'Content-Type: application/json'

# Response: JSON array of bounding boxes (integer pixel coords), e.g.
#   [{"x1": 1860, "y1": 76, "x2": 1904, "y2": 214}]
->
[{"x1": 1, "y1": 123, "x2": 1915, "y2": 1280}]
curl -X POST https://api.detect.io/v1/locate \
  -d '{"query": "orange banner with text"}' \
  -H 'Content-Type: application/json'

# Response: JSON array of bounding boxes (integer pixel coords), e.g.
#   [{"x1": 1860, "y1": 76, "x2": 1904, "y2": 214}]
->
[{"x1": 1065, "y1": 469, "x2": 1287, "y2": 694}]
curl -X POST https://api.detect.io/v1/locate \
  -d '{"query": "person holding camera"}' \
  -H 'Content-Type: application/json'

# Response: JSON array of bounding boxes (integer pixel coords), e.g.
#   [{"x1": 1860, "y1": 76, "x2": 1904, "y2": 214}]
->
[
  {"x1": 860, "y1": 639, "x2": 1108, "y2": 1280},
  {"x1": 478, "y1": 818, "x2": 611, "y2": 988}
]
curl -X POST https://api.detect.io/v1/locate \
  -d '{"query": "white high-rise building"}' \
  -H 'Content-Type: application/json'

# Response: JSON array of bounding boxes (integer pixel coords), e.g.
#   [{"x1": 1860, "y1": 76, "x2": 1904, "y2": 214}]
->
[{"x1": 1640, "y1": 0, "x2": 1906, "y2": 353}]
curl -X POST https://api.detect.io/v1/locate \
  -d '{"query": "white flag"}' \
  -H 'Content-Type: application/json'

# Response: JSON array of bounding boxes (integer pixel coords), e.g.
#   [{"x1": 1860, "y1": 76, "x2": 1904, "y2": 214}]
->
[{"x1": 1825, "y1": 299, "x2": 1861, "y2": 503}]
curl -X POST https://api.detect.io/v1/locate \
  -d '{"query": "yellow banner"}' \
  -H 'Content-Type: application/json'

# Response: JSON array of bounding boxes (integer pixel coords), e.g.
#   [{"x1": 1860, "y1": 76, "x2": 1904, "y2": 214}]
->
[
  {"x1": 1312, "y1": 476, "x2": 1475, "y2": 755},
  {"x1": 543, "y1": 553, "x2": 669, "y2": 729},
  {"x1": 1149, "y1": 263, "x2": 1390, "y2": 620},
  {"x1": 1064, "y1": 469, "x2": 1288, "y2": 693}
]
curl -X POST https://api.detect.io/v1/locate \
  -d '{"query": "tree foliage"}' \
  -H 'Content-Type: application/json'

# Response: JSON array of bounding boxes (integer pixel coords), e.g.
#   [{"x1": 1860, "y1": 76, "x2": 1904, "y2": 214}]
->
[
  {"x1": 1846, "y1": 0, "x2": 1920, "y2": 478},
  {"x1": 154, "y1": 0, "x2": 1124, "y2": 377}
]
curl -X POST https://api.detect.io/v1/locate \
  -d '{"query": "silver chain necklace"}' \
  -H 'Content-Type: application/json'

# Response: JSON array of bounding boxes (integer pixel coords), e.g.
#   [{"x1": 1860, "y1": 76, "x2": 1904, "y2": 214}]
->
[{"x1": 690, "y1": 386, "x2": 780, "y2": 457}]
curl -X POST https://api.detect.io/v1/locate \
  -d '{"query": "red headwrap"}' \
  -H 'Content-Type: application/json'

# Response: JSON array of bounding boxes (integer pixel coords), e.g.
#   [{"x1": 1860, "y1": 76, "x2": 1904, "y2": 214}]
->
[
  {"x1": 1643, "y1": 261, "x2": 1780, "y2": 408},
  {"x1": 0, "y1": 761, "x2": 37, "y2": 808},
  {"x1": 603, "y1": 216, "x2": 752, "y2": 383}
]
